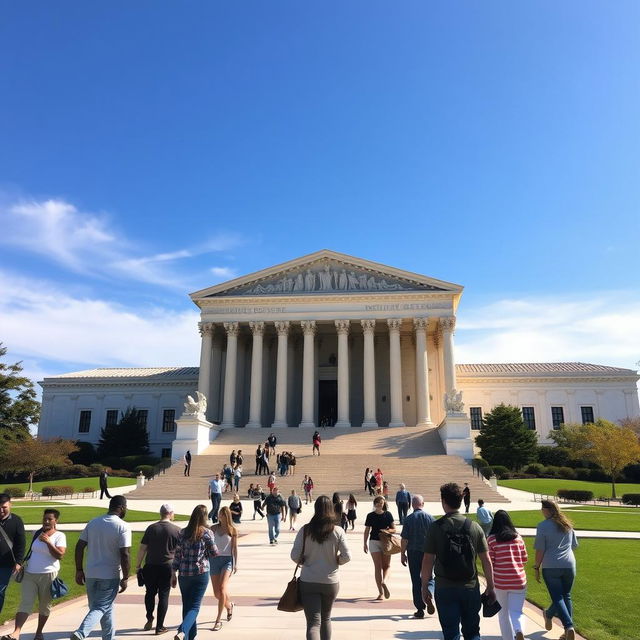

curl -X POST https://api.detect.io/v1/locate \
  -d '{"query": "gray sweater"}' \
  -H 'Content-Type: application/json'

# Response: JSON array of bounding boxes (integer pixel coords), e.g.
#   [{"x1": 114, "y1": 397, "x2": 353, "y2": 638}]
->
[{"x1": 290, "y1": 526, "x2": 351, "y2": 584}]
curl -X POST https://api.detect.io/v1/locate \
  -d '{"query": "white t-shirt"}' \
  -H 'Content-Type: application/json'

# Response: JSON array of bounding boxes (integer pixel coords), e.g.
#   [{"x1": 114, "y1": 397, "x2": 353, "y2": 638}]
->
[
  {"x1": 79, "y1": 514, "x2": 132, "y2": 579},
  {"x1": 26, "y1": 530, "x2": 67, "y2": 574}
]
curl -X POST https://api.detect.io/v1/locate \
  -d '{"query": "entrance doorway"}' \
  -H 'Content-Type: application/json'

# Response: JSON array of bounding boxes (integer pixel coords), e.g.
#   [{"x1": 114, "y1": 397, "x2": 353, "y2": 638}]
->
[{"x1": 318, "y1": 380, "x2": 337, "y2": 427}]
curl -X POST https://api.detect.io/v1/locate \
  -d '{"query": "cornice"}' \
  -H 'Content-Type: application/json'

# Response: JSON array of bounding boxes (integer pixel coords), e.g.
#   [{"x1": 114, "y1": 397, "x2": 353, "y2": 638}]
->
[
  {"x1": 458, "y1": 375, "x2": 639, "y2": 385},
  {"x1": 41, "y1": 379, "x2": 198, "y2": 392}
]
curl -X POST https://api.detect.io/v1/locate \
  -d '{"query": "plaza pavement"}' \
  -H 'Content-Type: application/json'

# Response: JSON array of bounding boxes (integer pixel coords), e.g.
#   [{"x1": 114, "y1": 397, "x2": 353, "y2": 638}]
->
[{"x1": 1, "y1": 482, "x2": 596, "y2": 640}]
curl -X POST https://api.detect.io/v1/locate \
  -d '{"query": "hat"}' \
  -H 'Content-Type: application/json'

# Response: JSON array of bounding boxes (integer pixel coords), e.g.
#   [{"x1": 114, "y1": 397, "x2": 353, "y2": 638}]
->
[{"x1": 481, "y1": 592, "x2": 501, "y2": 617}]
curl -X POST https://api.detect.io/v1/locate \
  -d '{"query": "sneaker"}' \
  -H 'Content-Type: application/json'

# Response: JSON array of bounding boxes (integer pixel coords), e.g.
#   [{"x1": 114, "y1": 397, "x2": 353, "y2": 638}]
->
[
  {"x1": 71, "y1": 632, "x2": 83, "y2": 640},
  {"x1": 544, "y1": 614, "x2": 553, "y2": 631},
  {"x1": 174, "y1": 633, "x2": 184, "y2": 640},
  {"x1": 413, "y1": 610, "x2": 424, "y2": 619},
  {"x1": 155, "y1": 629, "x2": 169, "y2": 635},
  {"x1": 270, "y1": 540, "x2": 274, "y2": 545},
  {"x1": 274, "y1": 538, "x2": 279, "y2": 544},
  {"x1": 566, "y1": 629, "x2": 575, "y2": 640}
]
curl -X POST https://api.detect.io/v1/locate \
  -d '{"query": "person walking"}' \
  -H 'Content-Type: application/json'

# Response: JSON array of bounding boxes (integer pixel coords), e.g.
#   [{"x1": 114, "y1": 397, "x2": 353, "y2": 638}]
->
[
  {"x1": 5, "y1": 508, "x2": 66, "y2": 640},
  {"x1": 0, "y1": 493, "x2": 26, "y2": 616},
  {"x1": 71, "y1": 495, "x2": 131, "y2": 640},
  {"x1": 364, "y1": 468, "x2": 371, "y2": 492},
  {"x1": 208, "y1": 473, "x2": 224, "y2": 524},
  {"x1": 476, "y1": 499, "x2": 494, "y2": 536},
  {"x1": 395, "y1": 483, "x2": 411, "y2": 525},
  {"x1": 255, "y1": 445, "x2": 263, "y2": 475},
  {"x1": 210, "y1": 507, "x2": 238, "y2": 632},
  {"x1": 487, "y1": 510, "x2": 528, "y2": 640},
  {"x1": 288, "y1": 490, "x2": 302, "y2": 532},
  {"x1": 135, "y1": 503, "x2": 181, "y2": 635},
  {"x1": 462, "y1": 482, "x2": 471, "y2": 514},
  {"x1": 233, "y1": 466, "x2": 242, "y2": 492},
  {"x1": 262, "y1": 487, "x2": 287, "y2": 545},
  {"x1": 171, "y1": 505, "x2": 217, "y2": 640},
  {"x1": 235, "y1": 450, "x2": 243, "y2": 469},
  {"x1": 229, "y1": 494, "x2": 242, "y2": 524},
  {"x1": 289, "y1": 452, "x2": 296, "y2": 476},
  {"x1": 268, "y1": 432, "x2": 277, "y2": 454},
  {"x1": 534, "y1": 500, "x2": 579, "y2": 640},
  {"x1": 363, "y1": 496, "x2": 395, "y2": 600},
  {"x1": 302, "y1": 476, "x2": 310, "y2": 503},
  {"x1": 291, "y1": 495, "x2": 351, "y2": 640},
  {"x1": 250, "y1": 485, "x2": 265, "y2": 520},
  {"x1": 332, "y1": 493, "x2": 347, "y2": 531},
  {"x1": 229, "y1": 450, "x2": 237, "y2": 469},
  {"x1": 306, "y1": 477, "x2": 315, "y2": 503},
  {"x1": 400, "y1": 495, "x2": 435, "y2": 619},
  {"x1": 312, "y1": 431, "x2": 321, "y2": 456},
  {"x1": 421, "y1": 483, "x2": 495, "y2": 640},
  {"x1": 183, "y1": 451, "x2": 192, "y2": 477},
  {"x1": 345, "y1": 494, "x2": 357, "y2": 531},
  {"x1": 99, "y1": 470, "x2": 112, "y2": 500}
]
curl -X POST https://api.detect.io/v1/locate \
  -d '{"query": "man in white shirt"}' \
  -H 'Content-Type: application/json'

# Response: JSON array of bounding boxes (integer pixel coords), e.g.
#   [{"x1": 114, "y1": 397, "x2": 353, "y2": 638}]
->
[
  {"x1": 71, "y1": 495, "x2": 132, "y2": 640},
  {"x1": 208, "y1": 473, "x2": 225, "y2": 523}
]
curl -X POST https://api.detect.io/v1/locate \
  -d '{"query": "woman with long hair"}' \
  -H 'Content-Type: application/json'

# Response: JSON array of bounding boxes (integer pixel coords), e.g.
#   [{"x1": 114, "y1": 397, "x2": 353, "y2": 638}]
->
[
  {"x1": 534, "y1": 500, "x2": 578, "y2": 640},
  {"x1": 364, "y1": 468, "x2": 371, "y2": 492},
  {"x1": 363, "y1": 496, "x2": 395, "y2": 600},
  {"x1": 210, "y1": 506, "x2": 238, "y2": 632},
  {"x1": 291, "y1": 495, "x2": 351, "y2": 640},
  {"x1": 307, "y1": 477, "x2": 314, "y2": 502},
  {"x1": 346, "y1": 494, "x2": 357, "y2": 531},
  {"x1": 288, "y1": 489, "x2": 302, "y2": 531},
  {"x1": 487, "y1": 510, "x2": 528, "y2": 640},
  {"x1": 332, "y1": 493, "x2": 346, "y2": 531},
  {"x1": 6, "y1": 509, "x2": 66, "y2": 640},
  {"x1": 172, "y1": 505, "x2": 217, "y2": 640}
]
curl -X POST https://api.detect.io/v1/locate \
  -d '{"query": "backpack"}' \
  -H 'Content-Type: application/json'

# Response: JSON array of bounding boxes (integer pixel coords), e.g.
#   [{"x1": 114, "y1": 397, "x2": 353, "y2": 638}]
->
[{"x1": 436, "y1": 516, "x2": 476, "y2": 581}]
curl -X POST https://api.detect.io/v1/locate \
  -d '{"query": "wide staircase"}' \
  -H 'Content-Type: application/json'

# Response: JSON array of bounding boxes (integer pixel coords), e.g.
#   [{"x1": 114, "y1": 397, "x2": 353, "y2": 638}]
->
[{"x1": 128, "y1": 426, "x2": 509, "y2": 505}]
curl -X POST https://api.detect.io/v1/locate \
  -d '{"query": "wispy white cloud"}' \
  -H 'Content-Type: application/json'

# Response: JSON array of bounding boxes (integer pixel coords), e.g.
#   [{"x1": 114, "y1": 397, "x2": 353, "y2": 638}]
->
[{"x1": 210, "y1": 266, "x2": 238, "y2": 280}]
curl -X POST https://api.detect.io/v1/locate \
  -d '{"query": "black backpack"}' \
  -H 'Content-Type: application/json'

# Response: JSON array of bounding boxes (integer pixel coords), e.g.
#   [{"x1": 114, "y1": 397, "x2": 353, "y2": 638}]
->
[{"x1": 436, "y1": 515, "x2": 476, "y2": 581}]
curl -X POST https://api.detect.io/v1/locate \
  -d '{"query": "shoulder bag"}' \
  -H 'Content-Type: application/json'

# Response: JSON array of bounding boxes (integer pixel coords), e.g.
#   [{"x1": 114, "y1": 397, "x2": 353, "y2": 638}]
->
[
  {"x1": 277, "y1": 526, "x2": 307, "y2": 612},
  {"x1": 379, "y1": 530, "x2": 402, "y2": 555}
]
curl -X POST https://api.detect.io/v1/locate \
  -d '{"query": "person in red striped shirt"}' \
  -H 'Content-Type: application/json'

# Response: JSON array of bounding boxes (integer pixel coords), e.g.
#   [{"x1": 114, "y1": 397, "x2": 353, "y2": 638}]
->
[{"x1": 487, "y1": 510, "x2": 528, "y2": 640}]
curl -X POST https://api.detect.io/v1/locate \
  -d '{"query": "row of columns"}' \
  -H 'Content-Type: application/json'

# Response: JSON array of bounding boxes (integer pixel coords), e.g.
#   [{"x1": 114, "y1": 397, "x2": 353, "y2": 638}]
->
[{"x1": 197, "y1": 317, "x2": 458, "y2": 429}]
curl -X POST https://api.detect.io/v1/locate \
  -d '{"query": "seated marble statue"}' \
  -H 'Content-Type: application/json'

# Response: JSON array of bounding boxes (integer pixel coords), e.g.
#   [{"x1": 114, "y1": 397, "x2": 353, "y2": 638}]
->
[{"x1": 183, "y1": 391, "x2": 207, "y2": 417}]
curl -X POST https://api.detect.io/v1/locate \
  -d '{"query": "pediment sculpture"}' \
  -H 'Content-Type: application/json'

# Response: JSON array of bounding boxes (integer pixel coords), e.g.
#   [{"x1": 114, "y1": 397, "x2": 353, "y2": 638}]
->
[{"x1": 183, "y1": 391, "x2": 207, "y2": 419}]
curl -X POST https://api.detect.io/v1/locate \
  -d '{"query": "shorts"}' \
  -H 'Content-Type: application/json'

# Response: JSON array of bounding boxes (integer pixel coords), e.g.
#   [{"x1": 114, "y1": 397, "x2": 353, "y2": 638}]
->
[
  {"x1": 210, "y1": 556, "x2": 233, "y2": 575},
  {"x1": 18, "y1": 571, "x2": 57, "y2": 615},
  {"x1": 368, "y1": 539, "x2": 383, "y2": 553}
]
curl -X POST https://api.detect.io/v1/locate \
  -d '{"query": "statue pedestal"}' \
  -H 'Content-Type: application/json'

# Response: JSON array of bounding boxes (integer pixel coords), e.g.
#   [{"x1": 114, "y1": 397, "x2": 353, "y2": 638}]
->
[
  {"x1": 438, "y1": 413, "x2": 474, "y2": 460},
  {"x1": 171, "y1": 415, "x2": 219, "y2": 461}
]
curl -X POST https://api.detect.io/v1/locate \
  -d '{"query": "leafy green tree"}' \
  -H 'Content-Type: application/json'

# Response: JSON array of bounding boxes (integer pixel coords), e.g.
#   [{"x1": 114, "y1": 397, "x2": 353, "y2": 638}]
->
[
  {"x1": 476, "y1": 403, "x2": 538, "y2": 470},
  {"x1": 548, "y1": 422, "x2": 591, "y2": 450},
  {"x1": 0, "y1": 343, "x2": 40, "y2": 443},
  {"x1": 97, "y1": 407, "x2": 150, "y2": 459}
]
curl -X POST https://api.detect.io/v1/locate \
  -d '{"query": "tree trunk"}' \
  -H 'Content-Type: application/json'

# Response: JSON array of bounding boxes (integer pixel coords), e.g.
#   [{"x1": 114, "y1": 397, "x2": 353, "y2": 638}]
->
[
  {"x1": 611, "y1": 478, "x2": 616, "y2": 500},
  {"x1": 29, "y1": 472, "x2": 34, "y2": 493}
]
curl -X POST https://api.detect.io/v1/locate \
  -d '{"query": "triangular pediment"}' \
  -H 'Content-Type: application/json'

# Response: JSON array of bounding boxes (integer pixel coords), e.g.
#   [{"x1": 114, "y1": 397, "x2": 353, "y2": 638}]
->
[{"x1": 191, "y1": 250, "x2": 463, "y2": 301}]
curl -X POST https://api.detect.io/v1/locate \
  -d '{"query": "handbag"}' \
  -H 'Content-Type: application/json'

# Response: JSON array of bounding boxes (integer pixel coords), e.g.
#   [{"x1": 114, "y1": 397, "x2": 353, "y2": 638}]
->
[
  {"x1": 481, "y1": 592, "x2": 501, "y2": 617},
  {"x1": 137, "y1": 568, "x2": 145, "y2": 587},
  {"x1": 277, "y1": 526, "x2": 307, "y2": 612},
  {"x1": 51, "y1": 577, "x2": 69, "y2": 599},
  {"x1": 379, "y1": 530, "x2": 402, "y2": 555}
]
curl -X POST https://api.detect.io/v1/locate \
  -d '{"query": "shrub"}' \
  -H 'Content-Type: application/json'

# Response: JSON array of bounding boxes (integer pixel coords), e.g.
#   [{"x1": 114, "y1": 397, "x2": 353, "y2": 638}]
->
[
  {"x1": 621, "y1": 493, "x2": 640, "y2": 506},
  {"x1": 588, "y1": 468, "x2": 611, "y2": 482},
  {"x1": 42, "y1": 485, "x2": 75, "y2": 497},
  {"x1": 556, "y1": 489, "x2": 594, "y2": 502},
  {"x1": 120, "y1": 455, "x2": 160, "y2": 470},
  {"x1": 83, "y1": 486, "x2": 96, "y2": 494},
  {"x1": 69, "y1": 464, "x2": 91, "y2": 478},
  {"x1": 557, "y1": 466, "x2": 577, "y2": 480},
  {"x1": 544, "y1": 465, "x2": 561, "y2": 478},
  {"x1": 109, "y1": 469, "x2": 135, "y2": 478},
  {"x1": 524, "y1": 463, "x2": 546, "y2": 476},
  {"x1": 489, "y1": 465, "x2": 510, "y2": 479},
  {"x1": 3, "y1": 487, "x2": 25, "y2": 498},
  {"x1": 88, "y1": 463, "x2": 106, "y2": 475},
  {"x1": 622, "y1": 464, "x2": 640, "y2": 483},
  {"x1": 134, "y1": 465, "x2": 155, "y2": 478},
  {"x1": 69, "y1": 441, "x2": 96, "y2": 466},
  {"x1": 574, "y1": 468, "x2": 592, "y2": 481},
  {"x1": 537, "y1": 445, "x2": 570, "y2": 467},
  {"x1": 472, "y1": 457, "x2": 489, "y2": 469},
  {"x1": 480, "y1": 467, "x2": 494, "y2": 479}
]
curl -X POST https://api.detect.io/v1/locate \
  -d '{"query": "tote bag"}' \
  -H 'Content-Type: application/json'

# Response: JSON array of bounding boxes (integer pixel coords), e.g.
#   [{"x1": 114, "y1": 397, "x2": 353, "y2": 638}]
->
[
  {"x1": 379, "y1": 530, "x2": 402, "y2": 555},
  {"x1": 277, "y1": 527, "x2": 307, "y2": 612}
]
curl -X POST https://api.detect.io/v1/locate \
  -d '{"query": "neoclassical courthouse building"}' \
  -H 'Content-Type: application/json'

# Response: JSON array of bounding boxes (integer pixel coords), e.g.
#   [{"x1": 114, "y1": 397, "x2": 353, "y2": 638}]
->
[{"x1": 38, "y1": 251, "x2": 639, "y2": 458}]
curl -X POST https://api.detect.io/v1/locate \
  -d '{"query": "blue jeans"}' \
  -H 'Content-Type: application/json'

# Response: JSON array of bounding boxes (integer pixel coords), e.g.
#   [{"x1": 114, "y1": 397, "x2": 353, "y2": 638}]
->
[
  {"x1": 0, "y1": 566, "x2": 13, "y2": 614},
  {"x1": 74, "y1": 577, "x2": 120, "y2": 640},
  {"x1": 210, "y1": 493, "x2": 221, "y2": 523},
  {"x1": 434, "y1": 584, "x2": 481, "y2": 640},
  {"x1": 178, "y1": 572, "x2": 210, "y2": 640},
  {"x1": 542, "y1": 567, "x2": 575, "y2": 629},
  {"x1": 396, "y1": 502, "x2": 409, "y2": 525},
  {"x1": 267, "y1": 513, "x2": 281, "y2": 542},
  {"x1": 408, "y1": 550, "x2": 433, "y2": 613}
]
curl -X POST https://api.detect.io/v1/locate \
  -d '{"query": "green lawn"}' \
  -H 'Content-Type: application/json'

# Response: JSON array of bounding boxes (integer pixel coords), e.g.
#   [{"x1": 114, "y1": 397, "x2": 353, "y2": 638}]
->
[
  {"x1": 12, "y1": 506, "x2": 189, "y2": 524},
  {"x1": 522, "y1": 538, "x2": 640, "y2": 640},
  {"x1": 565, "y1": 506, "x2": 640, "y2": 513},
  {"x1": 0, "y1": 532, "x2": 144, "y2": 626},
  {"x1": 505, "y1": 509, "x2": 640, "y2": 532},
  {"x1": 2, "y1": 476, "x2": 135, "y2": 494},
  {"x1": 498, "y1": 478, "x2": 640, "y2": 499}
]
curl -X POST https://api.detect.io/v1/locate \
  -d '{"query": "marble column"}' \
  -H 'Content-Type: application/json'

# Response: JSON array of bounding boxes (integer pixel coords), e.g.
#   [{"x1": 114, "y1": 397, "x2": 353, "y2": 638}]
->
[
  {"x1": 361, "y1": 319, "x2": 378, "y2": 428},
  {"x1": 440, "y1": 317, "x2": 457, "y2": 394},
  {"x1": 197, "y1": 323, "x2": 213, "y2": 419},
  {"x1": 210, "y1": 334, "x2": 223, "y2": 423},
  {"x1": 335, "y1": 320, "x2": 351, "y2": 427},
  {"x1": 299, "y1": 320, "x2": 317, "y2": 428},
  {"x1": 272, "y1": 321, "x2": 290, "y2": 428},
  {"x1": 220, "y1": 322, "x2": 239, "y2": 428},
  {"x1": 414, "y1": 318, "x2": 433, "y2": 427},
  {"x1": 246, "y1": 321, "x2": 265, "y2": 428},
  {"x1": 387, "y1": 318, "x2": 405, "y2": 427}
]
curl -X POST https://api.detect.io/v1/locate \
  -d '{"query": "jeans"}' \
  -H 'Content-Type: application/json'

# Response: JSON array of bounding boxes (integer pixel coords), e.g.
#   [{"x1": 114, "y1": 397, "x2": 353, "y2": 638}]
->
[
  {"x1": 542, "y1": 567, "x2": 575, "y2": 629},
  {"x1": 210, "y1": 493, "x2": 221, "y2": 522},
  {"x1": 407, "y1": 550, "x2": 433, "y2": 613},
  {"x1": 434, "y1": 584, "x2": 481, "y2": 640},
  {"x1": 300, "y1": 580, "x2": 339, "y2": 640},
  {"x1": 396, "y1": 502, "x2": 409, "y2": 525},
  {"x1": 74, "y1": 577, "x2": 120, "y2": 640},
  {"x1": 0, "y1": 566, "x2": 13, "y2": 614},
  {"x1": 267, "y1": 513, "x2": 281, "y2": 542},
  {"x1": 494, "y1": 588, "x2": 526, "y2": 640},
  {"x1": 178, "y1": 572, "x2": 210, "y2": 640},
  {"x1": 143, "y1": 564, "x2": 172, "y2": 630}
]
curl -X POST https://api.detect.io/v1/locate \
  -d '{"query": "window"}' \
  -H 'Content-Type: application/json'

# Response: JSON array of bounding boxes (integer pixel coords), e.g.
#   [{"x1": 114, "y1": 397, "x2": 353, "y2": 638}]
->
[
  {"x1": 161, "y1": 448, "x2": 172, "y2": 459},
  {"x1": 138, "y1": 409, "x2": 148, "y2": 427},
  {"x1": 522, "y1": 406, "x2": 536, "y2": 430},
  {"x1": 162, "y1": 409, "x2": 176, "y2": 433},
  {"x1": 551, "y1": 406, "x2": 564, "y2": 429},
  {"x1": 581, "y1": 406, "x2": 594, "y2": 424},
  {"x1": 78, "y1": 410, "x2": 92, "y2": 433},
  {"x1": 470, "y1": 407, "x2": 483, "y2": 430},
  {"x1": 105, "y1": 410, "x2": 118, "y2": 427}
]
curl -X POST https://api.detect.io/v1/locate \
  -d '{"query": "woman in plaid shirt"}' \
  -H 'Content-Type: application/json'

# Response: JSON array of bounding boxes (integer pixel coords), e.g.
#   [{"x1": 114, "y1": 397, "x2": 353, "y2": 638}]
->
[{"x1": 172, "y1": 505, "x2": 217, "y2": 640}]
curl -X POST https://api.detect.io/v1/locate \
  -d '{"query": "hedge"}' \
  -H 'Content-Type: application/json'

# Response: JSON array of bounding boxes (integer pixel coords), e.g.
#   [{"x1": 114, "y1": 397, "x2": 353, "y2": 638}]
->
[
  {"x1": 621, "y1": 493, "x2": 640, "y2": 506},
  {"x1": 42, "y1": 485, "x2": 76, "y2": 497},
  {"x1": 3, "y1": 487, "x2": 25, "y2": 498},
  {"x1": 489, "y1": 465, "x2": 510, "y2": 479},
  {"x1": 556, "y1": 489, "x2": 594, "y2": 502}
]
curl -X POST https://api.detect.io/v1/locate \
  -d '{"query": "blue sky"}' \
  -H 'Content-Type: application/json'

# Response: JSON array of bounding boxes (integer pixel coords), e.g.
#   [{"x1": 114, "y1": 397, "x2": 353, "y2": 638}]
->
[{"x1": 0, "y1": 2, "x2": 638, "y2": 384}]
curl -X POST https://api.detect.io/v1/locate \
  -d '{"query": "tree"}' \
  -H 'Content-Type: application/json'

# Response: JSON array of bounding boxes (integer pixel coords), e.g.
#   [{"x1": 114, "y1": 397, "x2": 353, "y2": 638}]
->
[
  {"x1": 0, "y1": 343, "x2": 40, "y2": 442},
  {"x1": 98, "y1": 407, "x2": 150, "y2": 459},
  {"x1": 476, "y1": 403, "x2": 538, "y2": 470},
  {"x1": 548, "y1": 422, "x2": 592, "y2": 450},
  {"x1": 619, "y1": 416, "x2": 640, "y2": 437},
  {"x1": 2, "y1": 437, "x2": 78, "y2": 492}
]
